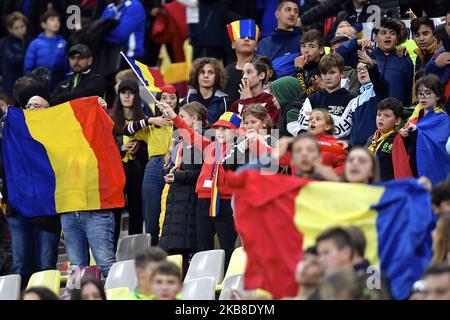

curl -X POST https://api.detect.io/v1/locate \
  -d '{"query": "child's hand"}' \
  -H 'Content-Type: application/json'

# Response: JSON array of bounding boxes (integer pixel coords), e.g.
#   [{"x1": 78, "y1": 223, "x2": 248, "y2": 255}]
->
[
  {"x1": 98, "y1": 97, "x2": 107, "y2": 109},
  {"x1": 121, "y1": 141, "x2": 136, "y2": 152},
  {"x1": 357, "y1": 39, "x2": 374, "y2": 50},
  {"x1": 149, "y1": 116, "x2": 172, "y2": 127},
  {"x1": 273, "y1": 137, "x2": 294, "y2": 160},
  {"x1": 156, "y1": 101, "x2": 176, "y2": 119},
  {"x1": 129, "y1": 141, "x2": 140, "y2": 154},
  {"x1": 418, "y1": 176, "x2": 432, "y2": 191},
  {"x1": 357, "y1": 50, "x2": 374, "y2": 68},
  {"x1": 435, "y1": 52, "x2": 450, "y2": 68},
  {"x1": 313, "y1": 75, "x2": 324, "y2": 90},
  {"x1": 163, "y1": 167, "x2": 176, "y2": 184},
  {"x1": 395, "y1": 46, "x2": 408, "y2": 58},
  {"x1": 239, "y1": 79, "x2": 253, "y2": 100},
  {"x1": 335, "y1": 140, "x2": 350, "y2": 149},
  {"x1": 313, "y1": 161, "x2": 340, "y2": 182},
  {"x1": 295, "y1": 55, "x2": 307, "y2": 68}
]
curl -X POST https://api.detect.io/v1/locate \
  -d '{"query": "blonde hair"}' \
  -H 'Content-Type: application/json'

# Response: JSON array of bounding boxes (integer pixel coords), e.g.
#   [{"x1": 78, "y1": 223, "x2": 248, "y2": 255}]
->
[
  {"x1": 180, "y1": 102, "x2": 208, "y2": 126},
  {"x1": 310, "y1": 108, "x2": 334, "y2": 135},
  {"x1": 115, "y1": 69, "x2": 137, "y2": 83}
]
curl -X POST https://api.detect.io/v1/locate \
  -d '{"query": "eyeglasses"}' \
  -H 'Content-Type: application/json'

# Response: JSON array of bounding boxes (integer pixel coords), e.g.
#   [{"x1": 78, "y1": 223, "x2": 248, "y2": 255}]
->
[
  {"x1": 24, "y1": 103, "x2": 44, "y2": 110},
  {"x1": 356, "y1": 66, "x2": 368, "y2": 73},
  {"x1": 416, "y1": 90, "x2": 435, "y2": 98}
]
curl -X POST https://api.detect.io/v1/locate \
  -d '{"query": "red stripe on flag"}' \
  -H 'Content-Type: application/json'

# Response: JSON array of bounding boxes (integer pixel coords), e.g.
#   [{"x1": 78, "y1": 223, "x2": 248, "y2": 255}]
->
[
  {"x1": 147, "y1": 67, "x2": 166, "y2": 89},
  {"x1": 70, "y1": 97, "x2": 126, "y2": 209}
]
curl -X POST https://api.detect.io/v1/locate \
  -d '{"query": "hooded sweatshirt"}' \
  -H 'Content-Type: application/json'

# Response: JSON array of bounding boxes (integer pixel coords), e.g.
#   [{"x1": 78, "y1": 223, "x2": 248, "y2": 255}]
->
[
  {"x1": 256, "y1": 27, "x2": 302, "y2": 77},
  {"x1": 182, "y1": 89, "x2": 229, "y2": 125},
  {"x1": 288, "y1": 88, "x2": 355, "y2": 139},
  {"x1": 271, "y1": 76, "x2": 303, "y2": 110}
]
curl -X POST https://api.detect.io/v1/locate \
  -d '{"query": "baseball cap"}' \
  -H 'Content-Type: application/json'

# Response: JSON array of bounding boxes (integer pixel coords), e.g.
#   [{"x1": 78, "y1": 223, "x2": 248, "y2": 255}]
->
[{"x1": 68, "y1": 44, "x2": 92, "y2": 58}]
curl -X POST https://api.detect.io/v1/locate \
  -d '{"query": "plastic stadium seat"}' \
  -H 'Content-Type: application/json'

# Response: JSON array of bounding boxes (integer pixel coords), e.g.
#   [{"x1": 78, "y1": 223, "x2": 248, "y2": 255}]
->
[
  {"x1": 181, "y1": 277, "x2": 216, "y2": 300},
  {"x1": 27, "y1": 270, "x2": 61, "y2": 295},
  {"x1": 104, "y1": 260, "x2": 137, "y2": 290},
  {"x1": 106, "y1": 287, "x2": 131, "y2": 300},
  {"x1": 116, "y1": 234, "x2": 152, "y2": 261},
  {"x1": 167, "y1": 255, "x2": 183, "y2": 271},
  {"x1": 184, "y1": 250, "x2": 225, "y2": 285},
  {"x1": 218, "y1": 274, "x2": 244, "y2": 300},
  {"x1": 0, "y1": 275, "x2": 21, "y2": 300},
  {"x1": 216, "y1": 247, "x2": 246, "y2": 291}
]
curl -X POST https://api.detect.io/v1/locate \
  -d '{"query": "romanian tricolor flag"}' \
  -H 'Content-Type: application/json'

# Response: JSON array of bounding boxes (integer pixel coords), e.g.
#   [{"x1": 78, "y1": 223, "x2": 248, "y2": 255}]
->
[
  {"x1": 226, "y1": 169, "x2": 435, "y2": 300},
  {"x1": 121, "y1": 53, "x2": 167, "y2": 93},
  {"x1": 1, "y1": 97, "x2": 126, "y2": 217},
  {"x1": 226, "y1": 19, "x2": 260, "y2": 42},
  {"x1": 209, "y1": 144, "x2": 222, "y2": 217},
  {"x1": 415, "y1": 109, "x2": 450, "y2": 186}
]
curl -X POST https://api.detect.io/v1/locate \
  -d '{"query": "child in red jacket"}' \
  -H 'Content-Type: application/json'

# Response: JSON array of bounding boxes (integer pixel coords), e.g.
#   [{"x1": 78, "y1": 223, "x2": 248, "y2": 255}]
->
[
  {"x1": 157, "y1": 102, "x2": 262, "y2": 268},
  {"x1": 276, "y1": 108, "x2": 347, "y2": 175}
]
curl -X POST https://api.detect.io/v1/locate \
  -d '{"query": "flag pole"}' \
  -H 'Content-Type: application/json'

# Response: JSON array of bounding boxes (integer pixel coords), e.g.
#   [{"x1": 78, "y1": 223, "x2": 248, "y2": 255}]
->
[{"x1": 119, "y1": 52, "x2": 169, "y2": 117}]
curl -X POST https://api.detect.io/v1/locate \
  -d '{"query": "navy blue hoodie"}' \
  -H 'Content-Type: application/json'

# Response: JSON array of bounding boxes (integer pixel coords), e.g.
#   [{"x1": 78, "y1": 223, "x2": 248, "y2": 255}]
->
[
  {"x1": 288, "y1": 88, "x2": 355, "y2": 139},
  {"x1": 337, "y1": 38, "x2": 414, "y2": 107},
  {"x1": 349, "y1": 65, "x2": 389, "y2": 146},
  {"x1": 256, "y1": 27, "x2": 302, "y2": 78},
  {"x1": 182, "y1": 89, "x2": 229, "y2": 125}
]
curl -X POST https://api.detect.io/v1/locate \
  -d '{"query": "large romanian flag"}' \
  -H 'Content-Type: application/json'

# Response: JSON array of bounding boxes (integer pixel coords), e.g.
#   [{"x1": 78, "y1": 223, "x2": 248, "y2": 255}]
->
[
  {"x1": 226, "y1": 169, "x2": 435, "y2": 300},
  {"x1": 1, "y1": 97, "x2": 125, "y2": 217}
]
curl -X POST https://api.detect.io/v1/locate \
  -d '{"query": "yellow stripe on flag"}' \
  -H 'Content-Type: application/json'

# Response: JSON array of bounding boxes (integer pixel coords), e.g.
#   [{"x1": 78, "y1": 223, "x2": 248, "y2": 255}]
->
[
  {"x1": 24, "y1": 103, "x2": 100, "y2": 213},
  {"x1": 135, "y1": 60, "x2": 161, "y2": 92},
  {"x1": 294, "y1": 182, "x2": 384, "y2": 266},
  {"x1": 232, "y1": 20, "x2": 241, "y2": 42}
]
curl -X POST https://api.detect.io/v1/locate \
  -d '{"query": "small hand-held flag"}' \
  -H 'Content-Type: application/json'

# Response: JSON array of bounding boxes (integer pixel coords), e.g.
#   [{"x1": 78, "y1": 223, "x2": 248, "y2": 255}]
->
[{"x1": 120, "y1": 52, "x2": 171, "y2": 116}]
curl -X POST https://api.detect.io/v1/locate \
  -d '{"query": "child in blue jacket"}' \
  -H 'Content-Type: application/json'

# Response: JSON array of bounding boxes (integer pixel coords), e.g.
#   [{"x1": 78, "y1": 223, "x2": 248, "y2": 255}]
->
[
  {"x1": 24, "y1": 11, "x2": 69, "y2": 91},
  {"x1": 336, "y1": 17, "x2": 414, "y2": 108}
]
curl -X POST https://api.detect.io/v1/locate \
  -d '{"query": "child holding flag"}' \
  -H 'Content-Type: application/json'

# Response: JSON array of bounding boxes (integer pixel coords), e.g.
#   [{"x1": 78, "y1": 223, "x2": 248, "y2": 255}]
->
[
  {"x1": 159, "y1": 102, "x2": 208, "y2": 262},
  {"x1": 123, "y1": 85, "x2": 180, "y2": 246},
  {"x1": 400, "y1": 74, "x2": 450, "y2": 186},
  {"x1": 157, "y1": 102, "x2": 262, "y2": 268},
  {"x1": 367, "y1": 98, "x2": 413, "y2": 181}
]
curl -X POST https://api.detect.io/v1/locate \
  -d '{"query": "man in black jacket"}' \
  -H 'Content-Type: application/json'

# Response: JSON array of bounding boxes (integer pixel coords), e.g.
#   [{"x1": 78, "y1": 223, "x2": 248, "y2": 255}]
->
[{"x1": 51, "y1": 44, "x2": 106, "y2": 105}]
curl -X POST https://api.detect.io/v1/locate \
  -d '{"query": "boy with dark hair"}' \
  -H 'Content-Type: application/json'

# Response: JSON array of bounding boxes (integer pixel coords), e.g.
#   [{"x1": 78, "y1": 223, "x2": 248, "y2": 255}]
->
[
  {"x1": 411, "y1": 17, "x2": 437, "y2": 71},
  {"x1": 431, "y1": 180, "x2": 450, "y2": 215},
  {"x1": 128, "y1": 247, "x2": 168, "y2": 300},
  {"x1": 367, "y1": 97, "x2": 412, "y2": 181},
  {"x1": 337, "y1": 18, "x2": 414, "y2": 107},
  {"x1": 1, "y1": 12, "x2": 29, "y2": 96},
  {"x1": 295, "y1": 29, "x2": 326, "y2": 96},
  {"x1": 423, "y1": 264, "x2": 450, "y2": 300},
  {"x1": 256, "y1": 0, "x2": 302, "y2": 77},
  {"x1": 345, "y1": 226, "x2": 369, "y2": 272},
  {"x1": 24, "y1": 10, "x2": 68, "y2": 91},
  {"x1": 316, "y1": 227, "x2": 355, "y2": 271},
  {"x1": 288, "y1": 53, "x2": 355, "y2": 139},
  {"x1": 150, "y1": 261, "x2": 183, "y2": 300},
  {"x1": 229, "y1": 59, "x2": 278, "y2": 123}
]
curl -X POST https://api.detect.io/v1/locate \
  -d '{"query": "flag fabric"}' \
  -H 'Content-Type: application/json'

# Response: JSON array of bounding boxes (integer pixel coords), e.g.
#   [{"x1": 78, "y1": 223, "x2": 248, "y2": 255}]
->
[
  {"x1": 226, "y1": 169, "x2": 435, "y2": 300},
  {"x1": 121, "y1": 53, "x2": 167, "y2": 93},
  {"x1": 2, "y1": 97, "x2": 126, "y2": 217},
  {"x1": 416, "y1": 109, "x2": 450, "y2": 186},
  {"x1": 226, "y1": 170, "x2": 309, "y2": 299},
  {"x1": 209, "y1": 144, "x2": 222, "y2": 217},
  {"x1": 226, "y1": 19, "x2": 260, "y2": 42}
]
